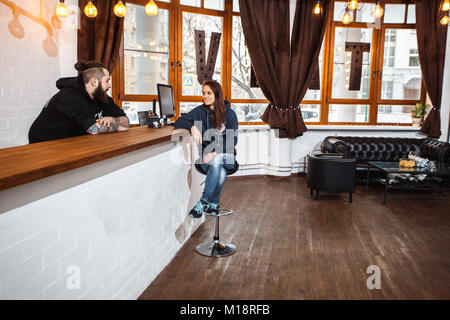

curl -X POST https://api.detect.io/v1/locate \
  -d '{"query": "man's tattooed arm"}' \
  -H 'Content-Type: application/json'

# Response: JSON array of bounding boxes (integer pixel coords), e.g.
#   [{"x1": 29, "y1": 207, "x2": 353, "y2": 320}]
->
[
  {"x1": 86, "y1": 118, "x2": 122, "y2": 135},
  {"x1": 118, "y1": 116, "x2": 130, "y2": 128}
]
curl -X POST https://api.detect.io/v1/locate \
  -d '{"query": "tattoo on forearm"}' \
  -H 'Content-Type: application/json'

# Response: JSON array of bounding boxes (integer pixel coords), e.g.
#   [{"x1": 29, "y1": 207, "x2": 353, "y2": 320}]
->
[
  {"x1": 118, "y1": 117, "x2": 130, "y2": 128},
  {"x1": 86, "y1": 121, "x2": 119, "y2": 134},
  {"x1": 86, "y1": 117, "x2": 129, "y2": 135}
]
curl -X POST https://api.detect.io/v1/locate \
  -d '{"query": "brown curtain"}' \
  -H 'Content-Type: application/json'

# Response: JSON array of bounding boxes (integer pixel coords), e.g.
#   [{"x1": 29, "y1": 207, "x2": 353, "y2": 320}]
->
[
  {"x1": 239, "y1": 0, "x2": 331, "y2": 138},
  {"x1": 416, "y1": 0, "x2": 448, "y2": 138},
  {"x1": 77, "y1": 0, "x2": 124, "y2": 72}
]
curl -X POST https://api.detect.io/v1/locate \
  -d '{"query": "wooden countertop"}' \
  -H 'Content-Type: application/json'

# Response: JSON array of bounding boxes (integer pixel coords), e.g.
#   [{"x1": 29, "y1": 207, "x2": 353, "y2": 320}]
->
[{"x1": 0, "y1": 126, "x2": 175, "y2": 191}]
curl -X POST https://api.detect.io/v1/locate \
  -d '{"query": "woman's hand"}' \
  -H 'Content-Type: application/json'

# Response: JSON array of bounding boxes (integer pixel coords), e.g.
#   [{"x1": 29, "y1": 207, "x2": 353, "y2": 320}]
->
[
  {"x1": 202, "y1": 152, "x2": 216, "y2": 164},
  {"x1": 190, "y1": 125, "x2": 202, "y2": 144}
]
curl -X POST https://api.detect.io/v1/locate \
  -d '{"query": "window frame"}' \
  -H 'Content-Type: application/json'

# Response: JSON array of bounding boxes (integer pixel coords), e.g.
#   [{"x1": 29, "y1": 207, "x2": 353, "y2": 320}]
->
[{"x1": 113, "y1": 0, "x2": 426, "y2": 127}]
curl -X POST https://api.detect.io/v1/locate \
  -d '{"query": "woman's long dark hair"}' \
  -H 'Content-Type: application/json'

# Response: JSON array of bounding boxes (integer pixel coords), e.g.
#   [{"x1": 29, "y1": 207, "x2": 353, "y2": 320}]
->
[{"x1": 203, "y1": 80, "x2": 226, "y2": 130}]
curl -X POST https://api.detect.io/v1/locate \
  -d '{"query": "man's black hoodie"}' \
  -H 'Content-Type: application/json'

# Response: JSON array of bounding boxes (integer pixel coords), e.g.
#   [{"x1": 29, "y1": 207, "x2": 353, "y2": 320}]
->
[
  {"x1": 174, "y1": 100, "x2": 238, "y2": 159},
  {"x1": 28, "y1": 75, "x2": 126, "y2": 143}
]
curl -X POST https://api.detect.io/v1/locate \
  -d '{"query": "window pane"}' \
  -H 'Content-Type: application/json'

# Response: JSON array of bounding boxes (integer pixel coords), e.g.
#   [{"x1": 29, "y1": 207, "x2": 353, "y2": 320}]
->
[
  {"x1": 301, "y1": 104, "x2": 320, "y2": 122},
  {"x1": 407, "y1": 5, "x2": 416, "y2": 24},
  {"x1": 328, "y1": 105, "x2": 370, "y2": 123},
  {"x1": 122, "y1": 101, "x2": 157, "y2": 125},
  {"x1": 124, "y1": 5, "x2": 169, "y2": 95},
  {"x1": 232, "y1": 103, "x2": 267, "y2": 122},
  {"x1": 355, "y1": 3, "x2": 375, "y2": 23},
  {"x1": 231, "y1": 16, "x2": 265, "y2": 99},
  {"x1": 332, "y1": 28, "x2": 373, "y2": 99},
  {"x1": 333, "y1": 2, "x2": 348, "y2": 21},
  {"x1": 377, "y1": 105, "x2": 414, "y2": 124},
  {"x1": 381, "y1": 29, "x2": 422, "y2": 100},
  {"x1": 384, "y1": 4, "x2": 406, "y2": 24},
  {"x1": 182, "y1": 12, "x2": 223, "y2": 96},
  {"x1": 204, "y1": 0, "x2": 224, "y2": 11},
  {"x1": 180, "y1": 0, "x2": 201, "y2": 7},
  {"x1": 233, "y1": 0, "x2": 240, "y2": 12},
  {"x1": 180, "y1": 102, "x2": 200, "y2": 114}
]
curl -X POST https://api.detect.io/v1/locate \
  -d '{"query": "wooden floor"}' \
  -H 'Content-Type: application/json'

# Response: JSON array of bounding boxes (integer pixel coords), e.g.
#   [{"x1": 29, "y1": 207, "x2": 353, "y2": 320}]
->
[{"x1": 139, "y1": 175, "x2": 450, "y2": 300}]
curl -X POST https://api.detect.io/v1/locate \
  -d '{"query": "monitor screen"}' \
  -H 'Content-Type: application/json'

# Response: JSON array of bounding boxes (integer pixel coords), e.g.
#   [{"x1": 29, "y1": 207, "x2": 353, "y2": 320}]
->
[{"x1": 157, "y1": 84, "x2": 175, "y2": 118}]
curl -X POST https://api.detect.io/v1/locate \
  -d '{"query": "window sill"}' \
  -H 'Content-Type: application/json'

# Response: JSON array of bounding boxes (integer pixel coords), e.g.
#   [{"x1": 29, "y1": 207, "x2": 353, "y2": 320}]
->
[{"x1": 238, "y1": 124, "x2": 420, "y2": 131}]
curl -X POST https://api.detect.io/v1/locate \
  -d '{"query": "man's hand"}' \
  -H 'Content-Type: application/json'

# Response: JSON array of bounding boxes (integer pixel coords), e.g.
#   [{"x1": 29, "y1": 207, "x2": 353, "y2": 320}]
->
[
  {"x1": 191, "y1": 125, "x2": 202, "y2": 144},
  {"x1": 97, "y1": 117, "x2": 114, "y2": 127},
  {"x1": 202, "y1": 152, "x2": 216, "y2": 164}
]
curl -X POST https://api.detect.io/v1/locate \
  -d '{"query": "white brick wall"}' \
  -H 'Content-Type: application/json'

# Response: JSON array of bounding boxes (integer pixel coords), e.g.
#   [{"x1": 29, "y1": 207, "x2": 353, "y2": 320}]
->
[
  {"x1": 0, "y1": 139, "x2": 204, "y2": 299},
  {"x1": 0, "y1": 0, "x2": 78, "y2": 148}
]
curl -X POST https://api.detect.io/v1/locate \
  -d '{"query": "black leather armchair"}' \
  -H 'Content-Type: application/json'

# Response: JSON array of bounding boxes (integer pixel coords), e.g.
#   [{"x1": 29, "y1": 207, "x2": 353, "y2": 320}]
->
[{"x1": 307, "y1": 153, "x2": 357, "y2": 203}]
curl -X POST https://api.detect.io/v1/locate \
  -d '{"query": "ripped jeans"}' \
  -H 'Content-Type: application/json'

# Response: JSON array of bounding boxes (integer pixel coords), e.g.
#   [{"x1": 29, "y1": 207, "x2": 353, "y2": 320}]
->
[{"x1": 199, "y1": 153, "x2": 235, "y2": 205}]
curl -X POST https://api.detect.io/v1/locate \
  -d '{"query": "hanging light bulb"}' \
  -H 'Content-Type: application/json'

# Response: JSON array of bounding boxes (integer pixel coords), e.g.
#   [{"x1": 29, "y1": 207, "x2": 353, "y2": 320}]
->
[
  {"x1": 348, "y1": 0, "x2": 358, "y2": 10},
  {"x1": 342, "y1": 7, "x2": 352, "y2": 25},
  {"x1": 373, "y1": 1, "x2": 384, "y2": 19},
  {"x1": 55, "y1": 0, "x2": 69, "y2": 18},
  {"x1": 84, "y1": 1, "x2": 98, "y2": 18},
  {"x1": 443, "y1": 0, "x2": 450, "y2": 11},
  {"x1": 114, "y1": 0, "x2": 127, "y2": 17},
  {"x1": 145, "y1": 0, "x2": 158, "y2": 16},
  {"x1": 440, "y1": 15, "x2": 449, "y2": 25},
  {"x1": 312, "y1": 1, "x2": 322, "y2": 16}
]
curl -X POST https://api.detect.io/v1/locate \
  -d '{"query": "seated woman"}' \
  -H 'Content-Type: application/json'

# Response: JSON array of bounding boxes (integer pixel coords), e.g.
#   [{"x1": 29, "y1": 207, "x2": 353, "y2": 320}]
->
[{"x1": 174, "y1": 80, "x2": 238, "y2": 218}]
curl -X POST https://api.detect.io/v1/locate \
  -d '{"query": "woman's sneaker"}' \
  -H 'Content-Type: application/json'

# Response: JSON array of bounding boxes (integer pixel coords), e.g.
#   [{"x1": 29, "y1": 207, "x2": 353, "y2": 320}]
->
[
  {"x1": 206, "y1": 202, "x2": 219, "y2": 216},
  {"x1": 189, "y1": 200, "x2": 208, "y2": 218}
]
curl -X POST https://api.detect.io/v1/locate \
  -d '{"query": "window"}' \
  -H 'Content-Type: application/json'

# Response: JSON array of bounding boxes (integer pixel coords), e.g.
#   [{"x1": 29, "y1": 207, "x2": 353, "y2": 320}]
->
[
  {"x1": 409, "y1": 49, "x2": 419, "y2": 67},
  {"x1": 114, "y1": 0, "x2": 425, "y2": 127}
]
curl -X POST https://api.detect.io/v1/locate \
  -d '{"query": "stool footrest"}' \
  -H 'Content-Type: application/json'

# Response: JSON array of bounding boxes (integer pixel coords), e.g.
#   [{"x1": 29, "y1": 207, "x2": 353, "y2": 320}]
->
[{"x1": 206, "y1": 208, "x2": 233, "y2": 217}]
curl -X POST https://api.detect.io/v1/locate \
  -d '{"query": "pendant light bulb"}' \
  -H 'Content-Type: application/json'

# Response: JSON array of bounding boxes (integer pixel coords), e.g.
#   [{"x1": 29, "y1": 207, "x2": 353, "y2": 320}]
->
[
  {"x1": 313, "y1": 1, "x2": 322, "y2": 15},
  {"x1": 443, "y1": 0, "x2": 450, "y2": 11},
  {"x1": 348, "y1": 0, "x2": 358, "y2": 10},
  {"x1": 84, "y1": 1, "x2": 98, "y2": 18},
  {"x1": 440, "y1": 15, "x2": 449, "y2": 25},
  {"x1": 373, "y1": 1, "x2": 384, "y2": 19},
  {"x1": 114, "y1": 0, "x2": 127, "y2": 17},
  {"x1": 55, "y1": 0, "x2": 69, "y2": 18},
  {"x1": 145, "y1": 0, "x2": 158, "y2": 16},
  {"x1": 342, "y1": 7, "x2": 352, "y2": 25}
]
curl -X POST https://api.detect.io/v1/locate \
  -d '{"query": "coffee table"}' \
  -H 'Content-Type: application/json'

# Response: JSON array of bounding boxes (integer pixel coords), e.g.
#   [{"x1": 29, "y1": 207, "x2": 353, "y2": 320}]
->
[{"x1": 367, "y1": 161, "x2": 450, "y2": 204}]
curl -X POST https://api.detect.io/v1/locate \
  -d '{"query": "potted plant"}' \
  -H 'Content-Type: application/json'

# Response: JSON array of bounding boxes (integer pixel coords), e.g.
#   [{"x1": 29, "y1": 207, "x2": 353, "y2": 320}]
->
[{"x1": 411, "y1": 102, "x2": 429, "y2": 127}]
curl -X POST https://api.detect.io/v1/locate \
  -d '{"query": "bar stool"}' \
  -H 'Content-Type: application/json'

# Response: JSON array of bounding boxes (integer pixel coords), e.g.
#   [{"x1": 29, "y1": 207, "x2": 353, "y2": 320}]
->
[{"x1": 194, "y1": 161, "x2": 239, "y2": 258}]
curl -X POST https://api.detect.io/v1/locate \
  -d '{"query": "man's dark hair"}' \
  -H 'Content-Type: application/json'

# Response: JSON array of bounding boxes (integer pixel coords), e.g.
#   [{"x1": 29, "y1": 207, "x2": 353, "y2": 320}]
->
[{"x1": 74, "y1": 60, "x2": 108, "y2": 84}]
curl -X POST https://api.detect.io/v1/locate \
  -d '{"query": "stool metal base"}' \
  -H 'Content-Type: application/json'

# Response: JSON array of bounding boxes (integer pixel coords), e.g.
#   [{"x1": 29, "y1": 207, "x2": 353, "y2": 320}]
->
[
  {"x1": 195, "y1": 241, "x2": 237, "y2": 257},
  {"x1": 195, "y1": 207, "x2": 237, "y2": 257}
]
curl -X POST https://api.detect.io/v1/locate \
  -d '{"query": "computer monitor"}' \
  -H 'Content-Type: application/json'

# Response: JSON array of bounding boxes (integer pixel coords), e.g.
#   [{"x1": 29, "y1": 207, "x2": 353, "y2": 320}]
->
[{"x1": 157, "y1": 84, "x2": 175, "y2": 119}]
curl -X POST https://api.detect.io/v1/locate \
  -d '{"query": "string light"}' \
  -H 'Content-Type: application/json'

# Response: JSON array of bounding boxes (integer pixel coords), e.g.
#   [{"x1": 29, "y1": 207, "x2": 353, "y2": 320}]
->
[
  {"x1": 114, "y1": 0, "x2": 127, "y2": 17},
  {"x1": 145, "y1": 0, "x2": 158, "y2": 16},
  {"x1": 84, "y1": 1, "x2": 98, "y2": 18},
  {"x1": 312, "y1": 1, "x2": 322, "y2": 16},
  {"x1": 342, "y1": 7, "x2": 352, "y2": 25},
  {"x1": 55, "y1": 0, "x2": 68, "y2": 18},
  {"x1": 443, "y1": 0, "x2": 450, "y2": 11},
  {"x1": 373, "y1": 0, "x2": 384, "y2": 19},
  {"x1": 440, "y1": 15, "x2": 449, "y2": 25},
  {"x1": 348, "y1": 0, "x2": 358, "y2": 10}
]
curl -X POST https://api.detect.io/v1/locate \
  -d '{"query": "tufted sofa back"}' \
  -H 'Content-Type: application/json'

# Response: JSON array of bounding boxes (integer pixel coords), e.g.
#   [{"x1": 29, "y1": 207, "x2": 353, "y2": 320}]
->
[{"x1": 321, "y1": 136, "x2": 450, "y2": 164}]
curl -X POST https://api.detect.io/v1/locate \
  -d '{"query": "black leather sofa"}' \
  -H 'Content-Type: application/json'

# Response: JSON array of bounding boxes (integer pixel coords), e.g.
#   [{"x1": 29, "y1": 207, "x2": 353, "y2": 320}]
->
[{"x1": 321, "y1": 136, "x2": 450, "y2": 166}]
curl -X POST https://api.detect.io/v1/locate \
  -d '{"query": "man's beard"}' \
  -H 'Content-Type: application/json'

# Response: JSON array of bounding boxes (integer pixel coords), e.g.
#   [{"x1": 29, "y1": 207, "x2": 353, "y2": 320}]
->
[{"x1": 93, "y1": 83, "x2": 108, "y2": 104}]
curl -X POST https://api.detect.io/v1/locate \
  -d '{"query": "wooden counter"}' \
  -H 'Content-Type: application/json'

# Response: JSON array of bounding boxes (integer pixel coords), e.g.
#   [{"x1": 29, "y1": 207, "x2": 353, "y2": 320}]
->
[{"x1": 0, "y1": 126, "x2": 175, "y2": 191}]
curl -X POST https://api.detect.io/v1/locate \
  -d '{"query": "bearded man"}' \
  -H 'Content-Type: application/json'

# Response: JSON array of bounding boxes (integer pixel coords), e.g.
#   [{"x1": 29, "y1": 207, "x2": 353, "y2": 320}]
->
[{"x1": 28, "y1": 60, "x2": 130, "y2": 143}]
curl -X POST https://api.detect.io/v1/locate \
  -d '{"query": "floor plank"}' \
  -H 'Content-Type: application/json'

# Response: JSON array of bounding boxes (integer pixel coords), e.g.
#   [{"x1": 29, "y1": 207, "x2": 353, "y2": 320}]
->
[{"x1": 139, "y1": 176, "x2": 450, "y2": 300}]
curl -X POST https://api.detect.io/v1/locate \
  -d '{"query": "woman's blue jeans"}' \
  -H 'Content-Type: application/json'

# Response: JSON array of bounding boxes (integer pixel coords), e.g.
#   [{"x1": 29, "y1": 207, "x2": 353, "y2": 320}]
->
[{"x1": 198, "y1": 153, "x2": 235, "y2": 205}]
